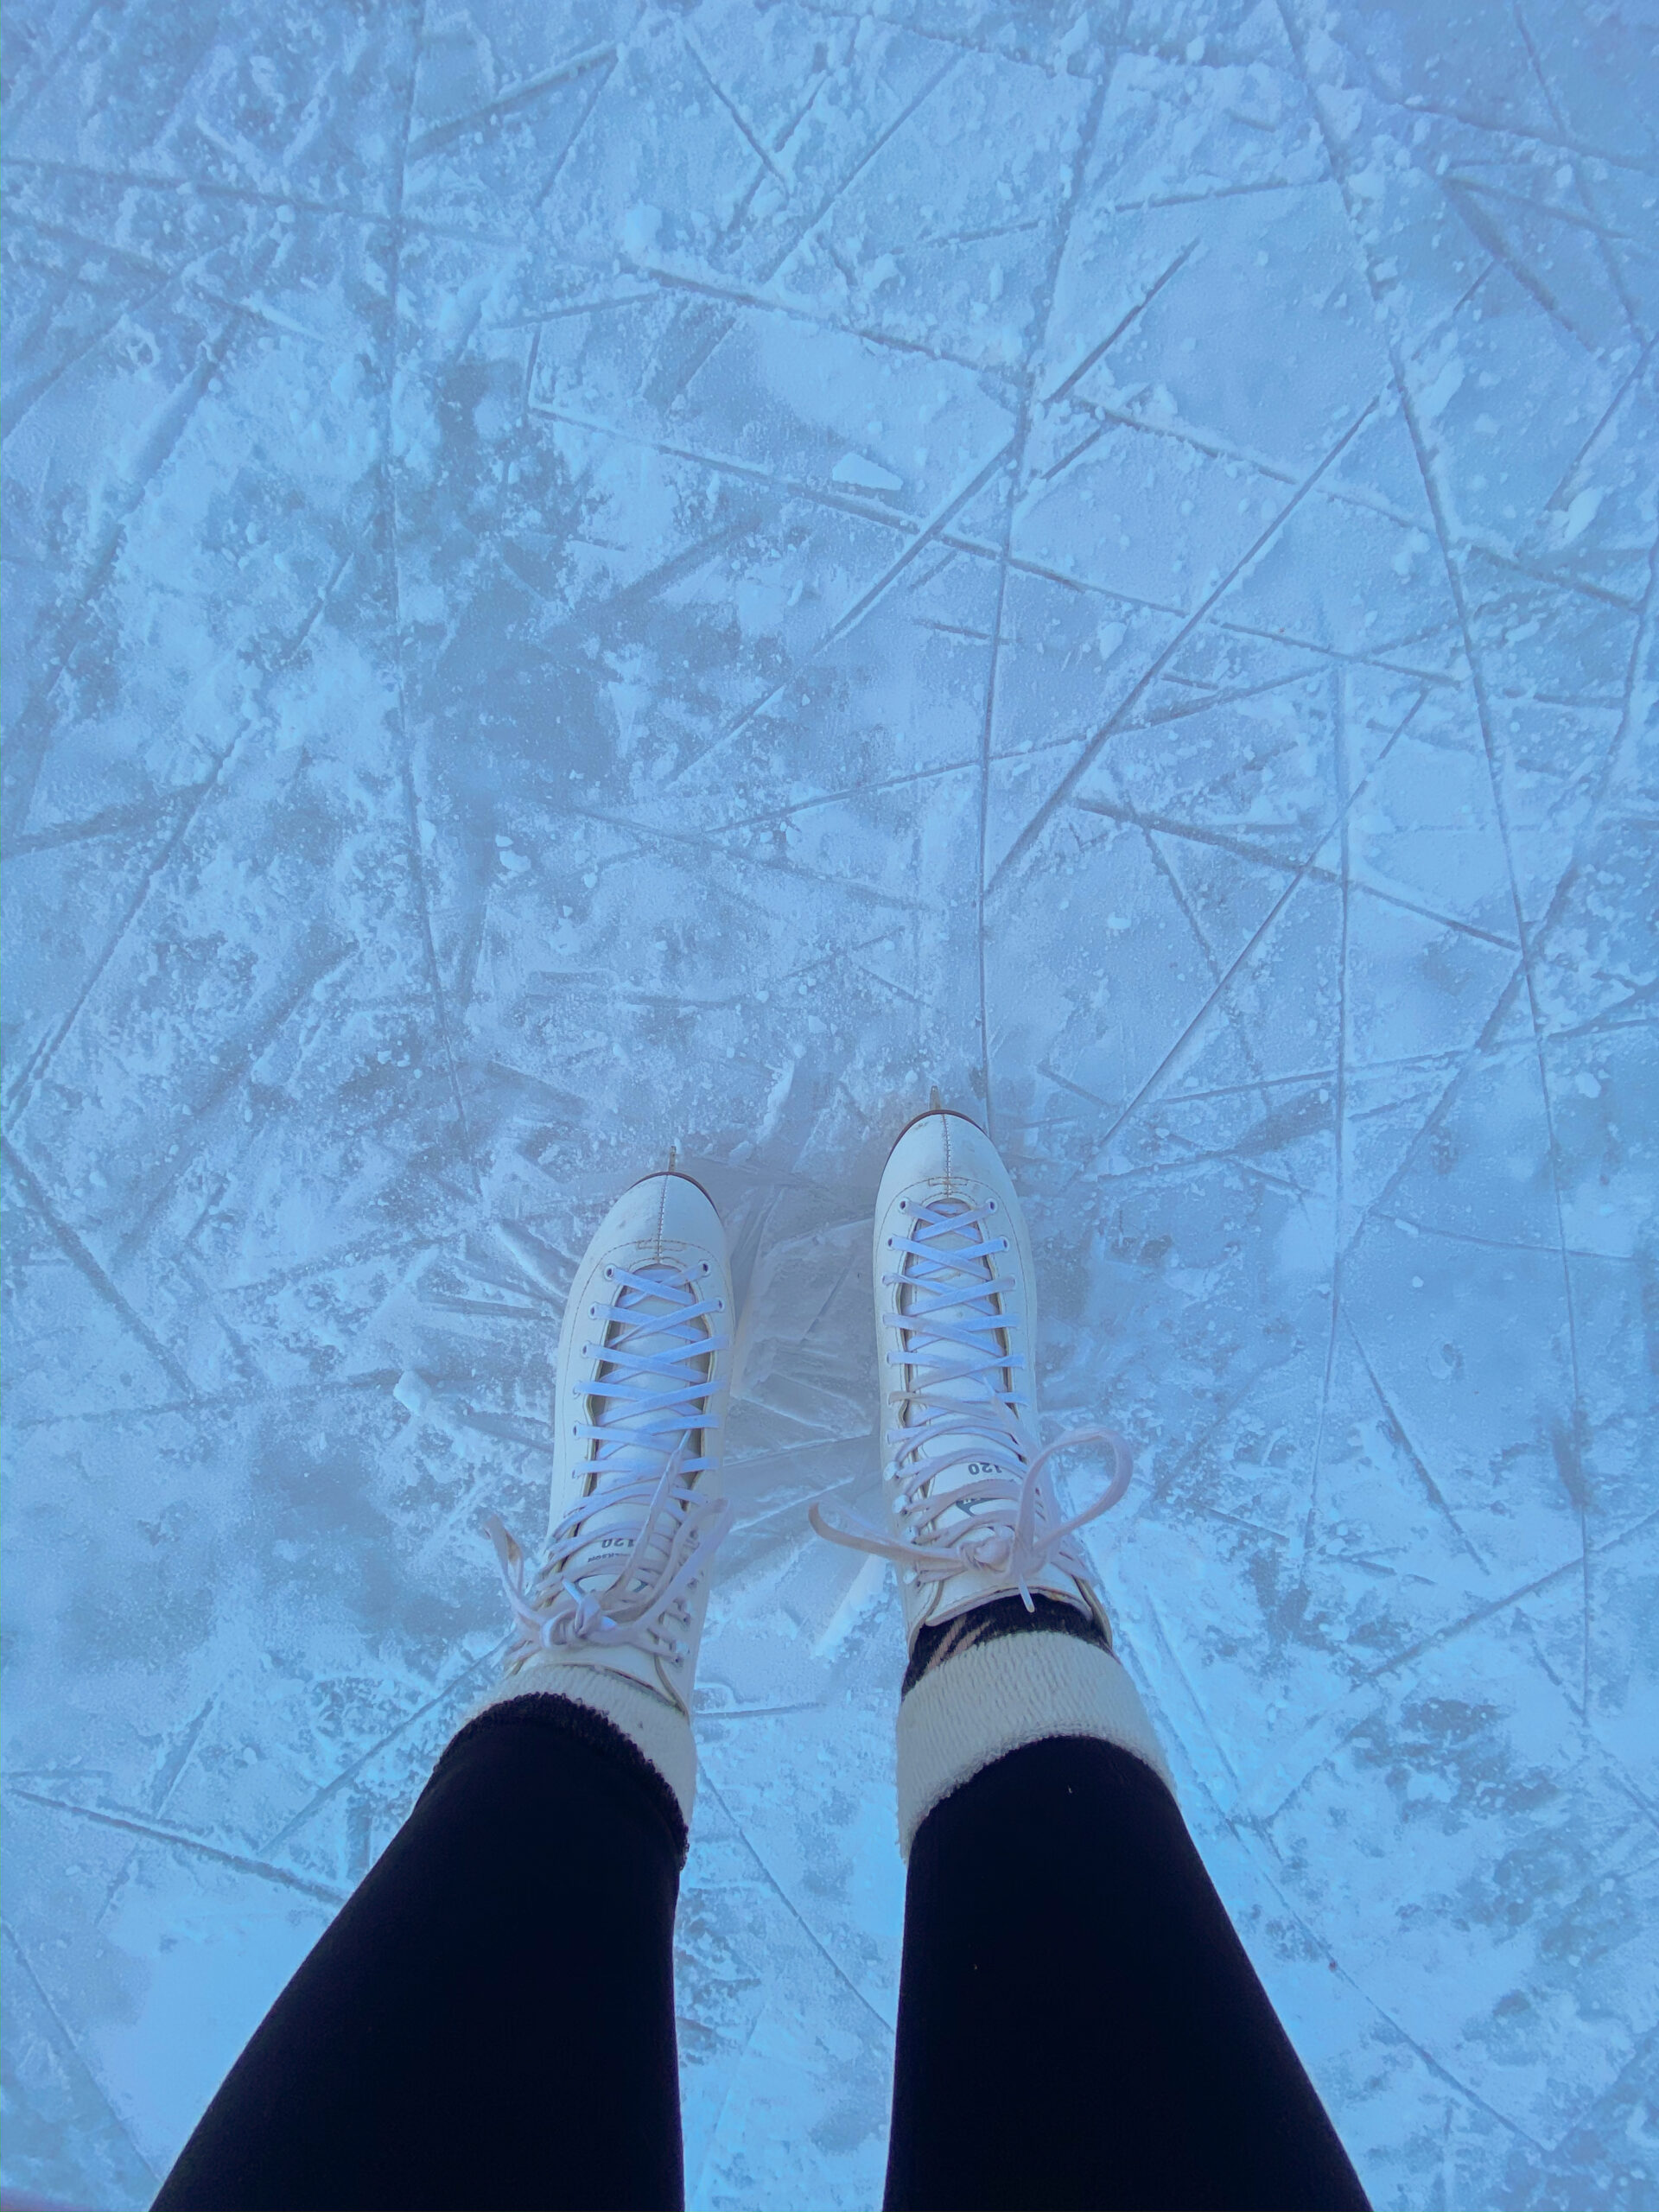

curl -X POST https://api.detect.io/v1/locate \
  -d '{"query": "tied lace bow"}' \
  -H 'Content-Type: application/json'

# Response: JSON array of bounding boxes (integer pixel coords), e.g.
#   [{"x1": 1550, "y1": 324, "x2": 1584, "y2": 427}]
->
[
  {"x1": 810, "y1": 1194, "x2": 1132, "y2": 1609},
  {"x1": 486, "y1": 1446, "x2": 731, "y2": 1666}
]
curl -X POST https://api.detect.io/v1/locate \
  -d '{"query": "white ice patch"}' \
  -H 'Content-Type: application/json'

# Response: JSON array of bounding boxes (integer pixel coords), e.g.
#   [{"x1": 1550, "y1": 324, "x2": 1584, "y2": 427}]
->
[
  {"x1": 1418, "y1": 353, "x2": 1465, "y2": 421},
  {"x1": 1560, "y1": 486, "x2": 1604, "y2": 544},
  {"x1": 621, "y1": 203, "x2": 663, "y2": 257},
  {"x1": 830, "y1": 450, "x2": 905, "y2": 493}
]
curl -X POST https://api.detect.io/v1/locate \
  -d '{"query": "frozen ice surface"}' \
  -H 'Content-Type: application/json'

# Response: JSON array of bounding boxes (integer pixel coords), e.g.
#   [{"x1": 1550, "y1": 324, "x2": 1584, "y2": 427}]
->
[{"x1": 3, "y1": 0, "x2": 1656, "y2": 2202}]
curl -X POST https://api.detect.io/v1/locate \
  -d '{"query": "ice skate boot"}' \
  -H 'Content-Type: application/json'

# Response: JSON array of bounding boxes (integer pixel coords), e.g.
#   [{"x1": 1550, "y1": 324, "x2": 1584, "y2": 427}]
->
[
  {"x1": 473, "y1": 1168, "x2": 734, "y2": 1829},
  {"x1": 812, "y1": 1103, "x2": 1172, "y2": 1854}
]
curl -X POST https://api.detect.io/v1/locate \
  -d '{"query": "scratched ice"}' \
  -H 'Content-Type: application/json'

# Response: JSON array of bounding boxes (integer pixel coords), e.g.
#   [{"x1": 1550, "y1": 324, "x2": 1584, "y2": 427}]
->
[{"x1": 3, "y1": 0, "x2": 1656, "y2": 2204}]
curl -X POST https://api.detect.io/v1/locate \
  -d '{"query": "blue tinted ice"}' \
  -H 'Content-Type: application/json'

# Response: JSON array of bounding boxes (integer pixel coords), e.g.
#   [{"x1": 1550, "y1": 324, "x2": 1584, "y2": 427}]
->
[{"x1": 3, "y1": 0, "x2": 1656, "y2": 2203}]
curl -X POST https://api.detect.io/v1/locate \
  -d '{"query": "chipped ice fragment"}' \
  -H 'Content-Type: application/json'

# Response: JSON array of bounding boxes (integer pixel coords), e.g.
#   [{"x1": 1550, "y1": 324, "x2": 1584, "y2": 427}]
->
[
  {"x1": 394, "y1": 1370, "x2": 435, "y2": 1416},
  {"x1": 1419, "y1": 354, "x2": 1465, "y2": 421},
  {"x1": 621, "y1": 204, "x2": 662, "y2": 257},
  {"x1": 814, "y1": 1553, "x2": 887, "y2": 1657},
  {"x1": 1575, "y1": 1070, "x2": 1602, "y2": 1098},
  {"x1": 831, "y1": 452, "x2": 904, "y2": 493},
  {"x1": 1561, "y1": 487, "x2": 1603, "y2": 544}
]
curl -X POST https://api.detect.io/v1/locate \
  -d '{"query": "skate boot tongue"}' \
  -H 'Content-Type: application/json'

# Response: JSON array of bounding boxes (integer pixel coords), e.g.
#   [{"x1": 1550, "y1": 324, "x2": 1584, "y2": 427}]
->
[
  {"x1": 899, "y1": 1199, "x2": 1027, "y2": 1509},
  {"x1": 567, "y1": 1265, "x2": 712, "y2": 1597},
  {"x1": 889, "y1": 1195, "x2": 1088, "y2": 1617}
]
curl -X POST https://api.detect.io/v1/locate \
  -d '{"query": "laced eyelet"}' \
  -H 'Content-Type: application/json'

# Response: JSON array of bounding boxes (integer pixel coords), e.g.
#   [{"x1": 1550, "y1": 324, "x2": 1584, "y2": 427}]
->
[
  {"x1": 604, "y1": 1266, "x2": 614, "y2": 1279},
  {"x1": 701, "y1": 1261, "x2": 709, "y2": 1273}
]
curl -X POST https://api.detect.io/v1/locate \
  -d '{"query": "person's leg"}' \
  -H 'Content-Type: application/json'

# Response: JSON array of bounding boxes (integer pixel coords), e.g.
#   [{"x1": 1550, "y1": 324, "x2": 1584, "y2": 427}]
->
[
  {"x1": 883, "y1": 1606, "x2": 1369, "y2": 2211},
  {"x1": 810, "y1": 1107, "x2": 1368, "y2": 2210},
  {"x1": 154, "y1": 1694, "x2": 686, "y2": 2212},
  {"x1": 158, "y1": 1166, "x2": 738, "y2": 2212}
]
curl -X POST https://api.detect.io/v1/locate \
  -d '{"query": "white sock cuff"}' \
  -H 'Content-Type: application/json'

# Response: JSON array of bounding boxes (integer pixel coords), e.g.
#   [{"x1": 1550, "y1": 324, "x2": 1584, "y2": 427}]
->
[
  {"x1": 895, "y1": 1630, "x2": 1174, "y2": 1860},
  {"x1": 460, "y1": 1660, "x2": 698, "y2": 1828}
]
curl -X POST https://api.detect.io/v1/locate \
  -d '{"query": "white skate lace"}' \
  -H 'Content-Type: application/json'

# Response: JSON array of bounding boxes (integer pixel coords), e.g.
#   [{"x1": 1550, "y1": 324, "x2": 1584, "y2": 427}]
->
[
  {"x1": 810, "y1": 1194, "x2": 1130, "y2": 1609},
  {"x1": 486, "y1": 1262, "x2": 732, "y2": 1669}
]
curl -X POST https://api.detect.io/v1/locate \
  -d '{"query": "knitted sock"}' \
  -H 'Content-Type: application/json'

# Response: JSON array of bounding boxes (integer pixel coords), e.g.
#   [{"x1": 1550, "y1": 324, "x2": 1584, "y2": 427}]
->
[
  {"x1": 458, "y1": 1659, "x2": 698, "y2": 1832},
  {"x1": 895, "y1": 1593, "x2": 1174, "y2": 1859},
  {"x1": 901, "y1": 1589, "x2": 1112, "y2": 1694}
]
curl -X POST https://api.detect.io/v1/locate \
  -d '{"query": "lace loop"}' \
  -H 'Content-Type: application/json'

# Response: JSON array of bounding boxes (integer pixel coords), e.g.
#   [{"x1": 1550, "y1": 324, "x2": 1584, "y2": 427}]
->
[
  {"x1": 486, "y1": 1444, "x2": 732, "y2": 1663},
  {"x1": 810, "y1": 1427, "x2": 1128, "y2": 1609}
]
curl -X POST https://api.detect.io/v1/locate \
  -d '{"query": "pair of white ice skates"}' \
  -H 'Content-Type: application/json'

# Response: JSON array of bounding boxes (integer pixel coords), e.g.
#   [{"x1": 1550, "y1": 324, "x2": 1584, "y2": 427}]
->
[{"x1": 486, "y1": 1107, "x2": 1133, "y2": 1724}]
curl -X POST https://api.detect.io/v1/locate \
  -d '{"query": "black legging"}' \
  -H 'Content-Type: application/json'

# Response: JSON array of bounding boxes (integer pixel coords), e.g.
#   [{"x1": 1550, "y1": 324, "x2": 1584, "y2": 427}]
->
[{"x1": 154, "y1": 1694, "x2": 1369, "y2": 2211}]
